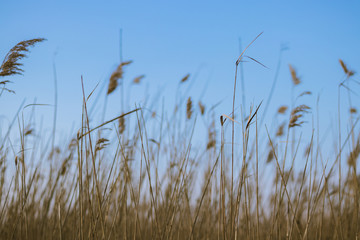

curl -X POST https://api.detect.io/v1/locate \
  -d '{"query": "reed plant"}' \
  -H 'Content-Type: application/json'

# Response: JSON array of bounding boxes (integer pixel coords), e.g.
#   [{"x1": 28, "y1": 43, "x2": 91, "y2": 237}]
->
[{"x1": 0, "y1": 38, "x2": 359, "y2": 240}]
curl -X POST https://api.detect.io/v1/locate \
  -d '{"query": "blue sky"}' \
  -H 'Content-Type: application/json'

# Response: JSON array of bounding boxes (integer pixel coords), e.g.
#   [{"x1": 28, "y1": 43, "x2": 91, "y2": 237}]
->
[{"x1": 1, "y1": 1, "x2": 360, "y2": 160}]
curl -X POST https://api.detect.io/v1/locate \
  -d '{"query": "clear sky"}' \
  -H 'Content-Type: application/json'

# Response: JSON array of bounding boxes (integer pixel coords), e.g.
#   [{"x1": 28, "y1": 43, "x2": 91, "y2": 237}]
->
[{"x1": 1, "y1": 1, "x2": 359, "y2": 159}]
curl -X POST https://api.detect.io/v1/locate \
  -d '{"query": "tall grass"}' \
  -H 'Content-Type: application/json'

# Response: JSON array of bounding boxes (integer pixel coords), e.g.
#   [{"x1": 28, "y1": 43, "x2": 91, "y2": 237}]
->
[{"x1": 0, "y1": 38, "x2": 359, "y2": 240}]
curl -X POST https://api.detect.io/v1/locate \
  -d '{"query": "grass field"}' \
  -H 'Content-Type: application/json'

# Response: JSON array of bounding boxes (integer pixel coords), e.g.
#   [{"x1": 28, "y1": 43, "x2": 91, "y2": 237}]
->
[{"x1": 0, "y1": 38, "x2": 359, "y2": 240}]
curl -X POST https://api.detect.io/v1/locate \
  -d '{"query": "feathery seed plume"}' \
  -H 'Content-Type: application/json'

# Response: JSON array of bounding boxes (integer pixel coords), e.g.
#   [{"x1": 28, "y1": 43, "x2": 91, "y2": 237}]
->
[
  {"x1": 0, "y1": 38, "x2": 46, "y2": 77},
  {"x1": 289, "y1": 105, "x2": 310, "y2": 128},
  {"x1": 289, "y1": 64, "x2": 301, "y2": 85},
  {"x1": 107, "y1": 60, "x2": 133, "y2": 94},
  {"x1": 186, "y1": 97, "x2": 193, "y2": 119}
]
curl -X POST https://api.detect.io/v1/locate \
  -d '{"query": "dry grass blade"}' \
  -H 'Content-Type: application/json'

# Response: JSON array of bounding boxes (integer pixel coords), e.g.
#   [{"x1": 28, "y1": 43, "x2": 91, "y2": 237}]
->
[
  {"x1": 0, "y1": 86, "x2": 15, "y2": 94},
  {"x1": 220, "y1": 114, "x2": 240, "y2": 125},
  {"x1": 180, "y1": 74, "x2": 190, "y2": 83},
  {"x1": 86, "y1": 81, "x2": 100, "y2": 101},
  {"x1": 244, "y1": 55, "x2": 268, "y2": 69},
  {"x1": 0, "y1": 38, "x2": 46, "y2": 77},
  {"x1": 24, "y1": 103, "x2": 51, "y2": 109},
  {"x1": 246, "y1": 101, "x2": 262, "y2": 130},
  {"x1": 231, "y1": 35, "x2": 264, "y2": 217},
  {"x1": 339, "y1": 82, "x2": 358, "y2": 96},
  {"x1": 77, "y1": 108, "x2": 140, "y2": 139},
  {"x1": 0, "y1": 80, "x2": 14, "y2": 93},
  {"x1": 80, "y1": 76, "x2": 105, "y2": 238},
  {"x1": 188, "y1": 153, "x2": 220, "y2": 240},
  {"x1": 220, "y1": 115, "x2": 226, "y2": 126},
  {"x1": 236, "y1": 32, "x2": 263, "y2": 66},
  {"x1": 289, "y1": 64, "x2": 301, "y2": 85}
]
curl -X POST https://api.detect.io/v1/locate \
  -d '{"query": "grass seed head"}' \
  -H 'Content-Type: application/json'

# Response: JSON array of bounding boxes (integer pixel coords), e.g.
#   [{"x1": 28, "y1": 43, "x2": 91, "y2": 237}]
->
[
  {"x1": 339, "y1": 59, "x2": 355, "y2": 76},
  {"x1": 119, "y1": 116, "x2": 125, "y2": 134},
  {"x1": 198, "y1": 101, "x2": 205, "y2": 115},
  {"x1": 186, "y1": 97, "x2": 193, "y2": 119},
  {"x1": 278, "y1": 106, "x2": 288, "y2": 114},
  {"x1": 180, "y1": 73, "x2": 190, "y2": 83},
  {"x1": 266, "y1": 150, "x2": 274, "y2": 163},
  {"x1": 95, "y1": 138, "x2": 110, "y2": 152},
  {"x1": 289, "y1": 64, "x2": 301, "y2": 85},
  {"x1": 206, "y1": 120, "x2": 216, "y2": 150},
  {"x1": 133, "y1": 75, "x2": 145, "y2": 84},
  {"x1": 24, "y1": 127, "x2": 34, "y2": 136},
  {"x1": 304, "y1": 144, "x2": 312, "y2": 157},
  {"x1": 298, "y1": 91, "x2": 312, "y2": 98},
  {"x1": 0, "y1": 38, "x2": 46, "y2": 77},
  {"x1": 276, "y1": 123, "x2": 285, "y2": 136},
  {"x1": 289, "y1": 105, "x2": 310, "y2": 128},
  {"x1": 107, "y1": 60, "x2": 133, "y2": 94}
]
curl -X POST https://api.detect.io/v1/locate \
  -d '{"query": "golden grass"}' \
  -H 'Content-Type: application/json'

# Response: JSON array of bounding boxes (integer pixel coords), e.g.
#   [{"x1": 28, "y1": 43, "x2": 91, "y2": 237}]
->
[
  {"x1": 0, "y1": 38, "x2": 46, "y2": 77},
  {"x1": 0, "y1": 38, "x2": 359, "y2": 240}
]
